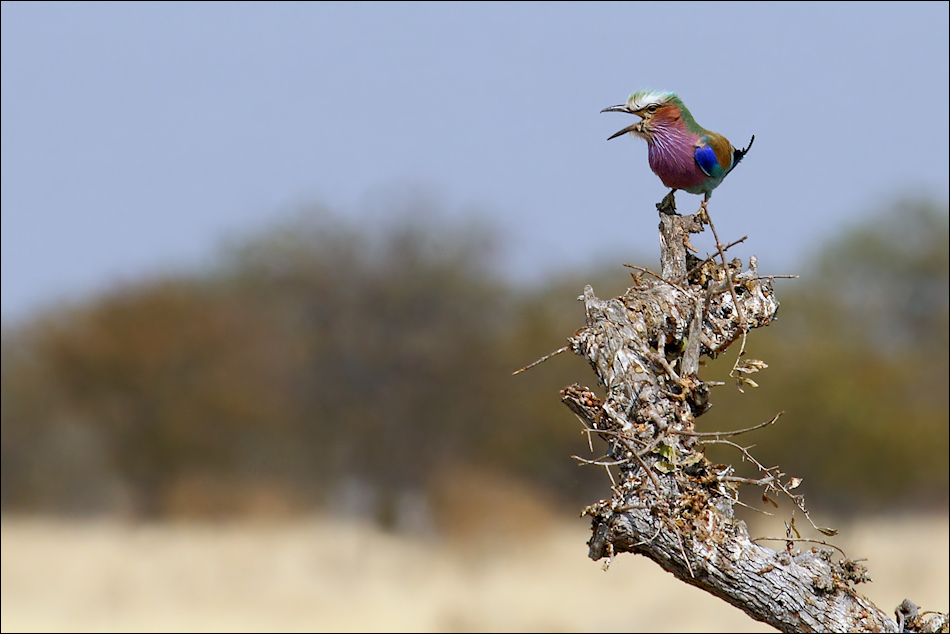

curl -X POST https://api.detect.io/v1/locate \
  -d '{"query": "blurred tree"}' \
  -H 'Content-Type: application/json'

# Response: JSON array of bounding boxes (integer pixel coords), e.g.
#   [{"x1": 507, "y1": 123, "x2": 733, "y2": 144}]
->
[
  {"x1": 221, "y1": 211, "x2": 513, "y2": 526},
  {"x1": 2, "y1": 199, "x2": 946, "y2": 522},
  {"x1": 1, "y1": 279, "x2": 293, "y2": 516}
]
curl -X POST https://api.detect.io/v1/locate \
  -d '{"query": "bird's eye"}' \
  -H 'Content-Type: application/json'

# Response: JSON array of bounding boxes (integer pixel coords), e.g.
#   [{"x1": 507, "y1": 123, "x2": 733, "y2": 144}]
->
[{"x1": 647, "y1": 104, "x2": 659, "y2": 113}]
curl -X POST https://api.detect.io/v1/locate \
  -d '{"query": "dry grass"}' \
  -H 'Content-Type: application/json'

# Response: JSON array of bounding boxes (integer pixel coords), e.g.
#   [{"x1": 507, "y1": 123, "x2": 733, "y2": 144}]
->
[{"x1": 2, "y1": 514, "x2": 947, "y2": 632}]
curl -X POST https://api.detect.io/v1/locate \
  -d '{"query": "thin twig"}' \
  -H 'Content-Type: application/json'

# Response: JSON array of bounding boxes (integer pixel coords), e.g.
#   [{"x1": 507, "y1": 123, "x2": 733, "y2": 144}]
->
[
  {"x1": 720, "y1": 235, "x2": 749, "y2": 253},
  {"x1": 720, "y1": 475, "x2": 776, "y2": 486},
  {"x1": 572, "y1": 455, "x2": 632, "y2": 467},
  {"x1": 751, "y1": 537, "x2": 848, "y2": 558},
  {"x1": 580, "y1": 428, "x2": 648, "y2": 465},
  {"x1": 633, "y1": 524, "x2": 663, "y2": 547},
  {"x1": 623, "y1": 263, "x2": 691, "y2": 295},
  {"x1": 700, "y1": 438, "x2": 834, "y2": 535},
  {"x1": 729, "y1": 331, "x2": 749, "y2": 379},
  {"x1": 629, "y1": 445, "x2": 662, "y2": 493},
  {"x1": 512, "y1": 345, "x2": 569, "y2": 375},
  {"x1": 636, "y1": 434, "x2": 666, "y2": 459},
  {"x1": 677, "y1": 530, "x2": 695, "y2": 578},
  {"x1": 734, "y1": 497, "x2": 775, "y2": 516},
  {"x1": 647, "y1": 351, "x2": 685, "y2": 387},
  {"x1": 580, "y1": 427, "x2": 637, "y2": 443},
  {"x1": 703, "y1": 205, "x2": 747, "y2": 333},
  {"x1": 572, "y1": 413, "x2": 595, "y2": 453},
  {"x1": 679, "y1": 235, "x2": 748, "y2": 283},
  {"x1": 672, "y1": 412, "x2": 784, "y2": 437}
]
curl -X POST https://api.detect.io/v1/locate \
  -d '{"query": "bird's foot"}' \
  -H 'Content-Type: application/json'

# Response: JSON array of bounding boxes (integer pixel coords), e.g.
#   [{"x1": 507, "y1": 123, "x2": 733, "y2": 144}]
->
[
  {"x1": 697, "y1": 199, "x2": 710, "y2": 224},
  {"x1": 656, "y1": 190, "x2": 678, "y2": 216}
]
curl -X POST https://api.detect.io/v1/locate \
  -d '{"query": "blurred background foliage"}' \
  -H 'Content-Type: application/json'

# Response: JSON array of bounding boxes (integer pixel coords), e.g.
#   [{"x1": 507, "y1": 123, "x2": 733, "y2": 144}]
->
[{"x1": 2, "y1": 199, "x2": 947, "y2": 527}]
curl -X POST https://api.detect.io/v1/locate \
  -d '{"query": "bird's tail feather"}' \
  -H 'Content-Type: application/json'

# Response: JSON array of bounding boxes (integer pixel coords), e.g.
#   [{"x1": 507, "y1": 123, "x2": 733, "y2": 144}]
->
[{"x1": 730, "y1": 135, "x2": 755, "y2": 172}]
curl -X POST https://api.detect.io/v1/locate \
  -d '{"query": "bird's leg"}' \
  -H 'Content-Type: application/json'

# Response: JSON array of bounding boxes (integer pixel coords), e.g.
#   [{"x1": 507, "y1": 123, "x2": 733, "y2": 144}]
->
[{"x1": 656, "y1": 189, "x2": 678, "y2": 216}]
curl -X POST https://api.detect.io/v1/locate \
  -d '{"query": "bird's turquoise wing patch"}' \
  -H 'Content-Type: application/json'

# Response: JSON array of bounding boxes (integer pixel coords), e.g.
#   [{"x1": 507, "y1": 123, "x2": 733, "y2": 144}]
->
[{"x1": 694, "y1": 144, "x2": 722, "y2": 177}]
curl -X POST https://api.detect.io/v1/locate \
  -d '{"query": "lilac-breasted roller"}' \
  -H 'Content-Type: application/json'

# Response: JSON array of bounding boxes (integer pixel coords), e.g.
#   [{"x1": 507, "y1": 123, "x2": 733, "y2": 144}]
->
[{"x1": 602, "y1": 90, "x2": 753, "y2": 214}]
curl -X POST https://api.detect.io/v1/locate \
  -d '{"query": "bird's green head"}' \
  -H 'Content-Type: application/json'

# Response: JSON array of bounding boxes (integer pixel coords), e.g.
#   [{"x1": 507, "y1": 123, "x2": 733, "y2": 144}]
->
[{"x1": 601, "y1": 90, "x2": 696, "y2": 140}]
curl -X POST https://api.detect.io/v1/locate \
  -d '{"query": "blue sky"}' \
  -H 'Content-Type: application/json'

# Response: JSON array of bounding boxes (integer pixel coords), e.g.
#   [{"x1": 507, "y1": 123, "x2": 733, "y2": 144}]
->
[{"x1": 3, "y1": 1, "x2": 948, "y2": 322}]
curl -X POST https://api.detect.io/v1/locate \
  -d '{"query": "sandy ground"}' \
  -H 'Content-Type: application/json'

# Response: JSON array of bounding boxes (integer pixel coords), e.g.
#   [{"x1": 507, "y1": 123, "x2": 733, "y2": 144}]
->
[{"x1": 2, "y1": 514, "x2": 947, "y2": 632}]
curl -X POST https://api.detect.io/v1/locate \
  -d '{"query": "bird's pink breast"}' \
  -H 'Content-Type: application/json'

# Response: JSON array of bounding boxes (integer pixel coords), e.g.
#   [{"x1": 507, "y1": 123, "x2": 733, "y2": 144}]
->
[{"x1": 647, "y1": 128, "x2": 708, "y2": 191}]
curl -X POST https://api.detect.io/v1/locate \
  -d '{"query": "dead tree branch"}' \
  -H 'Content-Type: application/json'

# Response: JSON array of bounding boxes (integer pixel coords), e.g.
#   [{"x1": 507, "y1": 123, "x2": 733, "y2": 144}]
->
[{"x1": 559, "y1": 210, "x2": 948, "y2": 633}]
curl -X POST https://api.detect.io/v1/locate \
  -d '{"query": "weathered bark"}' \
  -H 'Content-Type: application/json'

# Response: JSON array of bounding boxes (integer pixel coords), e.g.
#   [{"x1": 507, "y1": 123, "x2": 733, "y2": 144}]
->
[{"x1": 562, "y1": 211, "x2": 948, "y2": 633}]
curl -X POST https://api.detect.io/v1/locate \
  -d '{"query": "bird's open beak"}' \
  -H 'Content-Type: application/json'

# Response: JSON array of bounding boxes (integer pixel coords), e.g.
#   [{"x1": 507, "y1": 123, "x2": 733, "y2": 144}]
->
[
  {"x1": 606, "y1": 122, "x2": 641, "y2": 141},
  {"x1": 601, "y1": 104, "x2": 645, "y2": 140}
]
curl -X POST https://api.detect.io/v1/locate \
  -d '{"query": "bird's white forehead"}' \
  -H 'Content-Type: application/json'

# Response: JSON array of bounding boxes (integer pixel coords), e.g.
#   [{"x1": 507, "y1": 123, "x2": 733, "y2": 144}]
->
[{"x1": 627, "y1": 90, "x2": 675, "y2": 110}]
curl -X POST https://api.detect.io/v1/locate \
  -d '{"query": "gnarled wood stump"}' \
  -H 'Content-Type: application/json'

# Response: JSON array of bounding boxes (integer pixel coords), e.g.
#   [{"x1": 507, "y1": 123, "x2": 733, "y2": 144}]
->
[{"x1": 561, "y1": 211, "x2": 948, "y2": 633}]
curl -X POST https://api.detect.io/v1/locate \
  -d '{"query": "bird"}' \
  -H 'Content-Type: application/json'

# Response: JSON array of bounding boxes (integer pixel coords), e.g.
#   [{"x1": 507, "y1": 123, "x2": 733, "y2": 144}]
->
[{"x1": 602, "y1": 90, "x2": 753, "y2": 215}]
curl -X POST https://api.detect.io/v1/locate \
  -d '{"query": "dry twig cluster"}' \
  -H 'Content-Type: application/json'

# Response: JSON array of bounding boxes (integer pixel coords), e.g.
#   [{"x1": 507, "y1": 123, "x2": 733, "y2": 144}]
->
[{"x1": 556, "y1": 210, "x2": 948, "y2": 633}]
